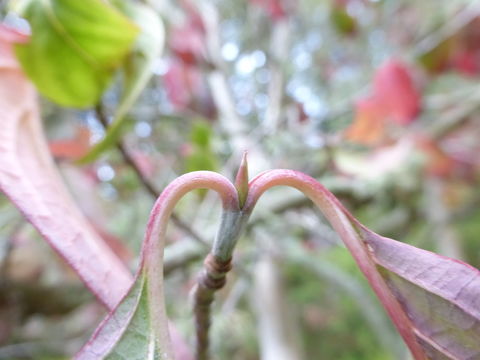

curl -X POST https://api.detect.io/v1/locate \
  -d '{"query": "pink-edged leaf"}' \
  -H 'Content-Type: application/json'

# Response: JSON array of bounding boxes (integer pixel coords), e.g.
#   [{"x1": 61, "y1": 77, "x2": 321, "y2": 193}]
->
[
  {"x1": 244, "y1": 169, "x2": 480, "y2": 360},
  {"x1": 361, "y1": 228, "x2": 480, "y2": 359},
  {"x1": 0, "y1": 25, "x2": 132, "y2": 307},
  {"x1": 76, "y1": 172, "x2": 239, "y2": 359}
]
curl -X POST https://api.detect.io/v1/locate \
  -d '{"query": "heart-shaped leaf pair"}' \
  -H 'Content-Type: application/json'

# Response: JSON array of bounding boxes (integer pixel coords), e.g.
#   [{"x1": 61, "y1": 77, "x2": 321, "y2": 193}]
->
[{"x1": 77, "y1": 167, "x2": 480, "y2": 359}]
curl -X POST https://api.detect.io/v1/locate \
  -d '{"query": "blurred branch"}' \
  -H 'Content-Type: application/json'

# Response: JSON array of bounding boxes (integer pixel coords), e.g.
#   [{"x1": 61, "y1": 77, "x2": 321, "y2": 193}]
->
[
  {"x1": 94, "y1": 103, "x2": 209, "y2": 248},
  {"x1": 424, "y1": 178, "x2": 465, "y2": 260},
  {"x1": 413, "y1": 2, "x2": 480, "y2": 57},
  {"x1": 199, "y1": 2, "x2": 271, "y2": 175},
  {"x1": 200, "y1": 4, "x2": 246, "y2": 145},
  {"x1": 253, "y1": 230, "x2": 305, "y2": 360},
  {"x1": 429, "y1": 88, "x2": 480, "y2": 140},
  {"x1": 263, "y1": 19, "x2": 291, "y2": 131}
]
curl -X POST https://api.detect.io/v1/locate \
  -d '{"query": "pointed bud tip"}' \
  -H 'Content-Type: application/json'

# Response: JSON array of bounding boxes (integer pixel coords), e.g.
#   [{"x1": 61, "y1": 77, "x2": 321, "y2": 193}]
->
[{"x1": 235, "y1": 151, "x2": 249, "y2": 208}]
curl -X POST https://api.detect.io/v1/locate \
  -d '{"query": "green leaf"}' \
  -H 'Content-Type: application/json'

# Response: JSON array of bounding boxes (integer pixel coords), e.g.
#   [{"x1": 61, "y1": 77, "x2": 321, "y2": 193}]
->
[
  {"x1": 190, "y1": 121, "x2": 213, "y2": 149},
  {"x1": 330, "y1": 6, "x2": 357, "y2": 35},
  {"x1": 15, "y1": 0, "x2": 139, "y2": 108},
  {"x1": 75, "y1": 273, "x2": 173, "y2": 359},
  {"x1": 185, "y1": 122, "x2": 219, "y2": 175},
  {"x1": 78, "y1": 1, "x2": 164, "y2": 163}
]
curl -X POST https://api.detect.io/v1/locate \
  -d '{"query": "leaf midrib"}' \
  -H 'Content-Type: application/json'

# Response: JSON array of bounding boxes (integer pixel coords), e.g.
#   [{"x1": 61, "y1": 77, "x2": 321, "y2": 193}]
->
[{"x1": 41, "y1": 0, "x2": 100, "y2": 70}]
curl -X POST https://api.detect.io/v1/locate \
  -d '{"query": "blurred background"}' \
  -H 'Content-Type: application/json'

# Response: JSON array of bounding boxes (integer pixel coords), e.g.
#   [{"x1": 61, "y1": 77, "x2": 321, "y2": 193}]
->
[{"x1": 1, "y1": 0, "x2": 480, "y2": 359}]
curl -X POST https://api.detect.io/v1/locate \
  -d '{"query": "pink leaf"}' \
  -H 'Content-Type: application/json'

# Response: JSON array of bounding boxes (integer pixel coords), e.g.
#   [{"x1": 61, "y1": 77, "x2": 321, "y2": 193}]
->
[
  {"x1": 0, "y1": 26, "x2": 133, "y2": 308},
  {"x1": 361, "y1": 228, "x2": 480, "y2": 359}
]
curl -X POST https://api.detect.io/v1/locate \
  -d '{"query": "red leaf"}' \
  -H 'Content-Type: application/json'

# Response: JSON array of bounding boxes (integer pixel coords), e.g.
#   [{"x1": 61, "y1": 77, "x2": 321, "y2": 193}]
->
[
  {"x1": 49, "y1": 125, "x2": 91, "y2": 160},
  {"x1": 373, "y1": 59, "x2": 421, "y2": 125},
  {"x1": 346, "y1": 60, "x2": 421, "y2": 146}
]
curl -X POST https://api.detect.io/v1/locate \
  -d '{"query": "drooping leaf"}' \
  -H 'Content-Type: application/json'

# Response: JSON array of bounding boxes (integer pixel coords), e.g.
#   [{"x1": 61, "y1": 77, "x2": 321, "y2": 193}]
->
[
  {"x1": 78, "y1": 1, "x2": 164, "y2": 163},
  {"x1": 0, "y1": 24, "x2": 133, "y2": 309},
  {"x1": 245, "y1": 170, "x2": 480, "y2": 359},
  {"x1": 360, "y1": 227, "x2": 480, "y2": 359},
  {"x1": 14, "y1": 0, "x2": 139, "y2": 108}
]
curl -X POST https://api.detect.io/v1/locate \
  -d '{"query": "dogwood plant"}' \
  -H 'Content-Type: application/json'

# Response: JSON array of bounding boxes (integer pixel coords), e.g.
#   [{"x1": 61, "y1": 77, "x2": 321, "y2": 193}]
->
[
  {"x1": 75, "y1": 154, "x2": 480, "y2": 360},
  {"x1": 1, "y1": 17, "x2": 479, "y2": 360}
]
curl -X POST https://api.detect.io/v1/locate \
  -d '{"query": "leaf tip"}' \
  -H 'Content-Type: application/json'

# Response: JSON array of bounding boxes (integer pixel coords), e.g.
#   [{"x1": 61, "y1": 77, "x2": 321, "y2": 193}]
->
[{"x1": 234, "y1": 150, "x2": 249, "y2": 208}]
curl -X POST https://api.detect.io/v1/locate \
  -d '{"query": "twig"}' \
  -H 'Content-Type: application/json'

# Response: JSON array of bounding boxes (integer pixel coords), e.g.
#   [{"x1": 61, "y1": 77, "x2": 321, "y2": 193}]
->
[
  {"x1": 429, "y1": 88, "x2": 480, "y2": 140},
  {"x1": 0, "y1": 219, "x2": 25, "y2": 281},
  {"x1": 94, "y1": 103, "x2": 209, "y2": 247}
]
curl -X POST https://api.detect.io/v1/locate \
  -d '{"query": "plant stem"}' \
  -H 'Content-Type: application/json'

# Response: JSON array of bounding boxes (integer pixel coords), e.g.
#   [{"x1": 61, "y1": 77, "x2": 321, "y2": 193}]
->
[
  {"x1": 94, "y1": 103, "x2": 209, "y2": 247},
  {"x1": 192, "y1": 253, "x2": 232, "y2": 360}
]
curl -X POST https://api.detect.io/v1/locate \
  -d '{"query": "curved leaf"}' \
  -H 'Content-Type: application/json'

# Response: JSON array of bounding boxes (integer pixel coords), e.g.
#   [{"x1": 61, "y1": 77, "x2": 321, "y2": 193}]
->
[
  {"x1": 75, "y1": 172, "x2": 239, "y2": 359},
  {"x1": 244, "y1": 169, "x2": 480, "y2": 360},
  {"x1": 361, "y1": 228, "x2": 480, "y2": 359},
  {"x1": 15, "y1": 0, "x2": 138, "y2": 108},
  {"x1": 0, "y1": 24, "x2": 133, "y2": 308}
]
